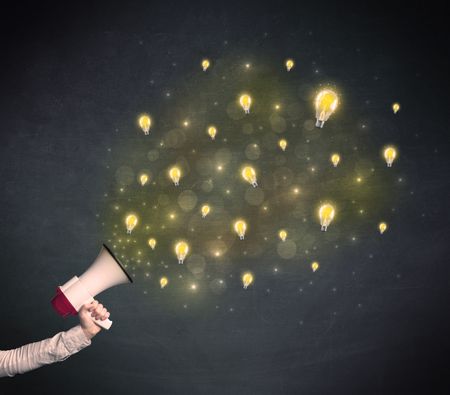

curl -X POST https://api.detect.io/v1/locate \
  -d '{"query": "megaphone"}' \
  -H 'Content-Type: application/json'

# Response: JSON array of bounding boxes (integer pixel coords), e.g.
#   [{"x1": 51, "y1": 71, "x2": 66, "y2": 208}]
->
[{"x1": 51, "y1": 244, "x2": 133, "y2": 330}]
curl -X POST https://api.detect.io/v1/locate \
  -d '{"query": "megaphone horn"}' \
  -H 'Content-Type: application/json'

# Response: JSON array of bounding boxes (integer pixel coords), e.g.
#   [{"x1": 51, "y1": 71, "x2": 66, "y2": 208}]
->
[{"x1": 51, "y1": 244, "x2": 133, "y2": 330}]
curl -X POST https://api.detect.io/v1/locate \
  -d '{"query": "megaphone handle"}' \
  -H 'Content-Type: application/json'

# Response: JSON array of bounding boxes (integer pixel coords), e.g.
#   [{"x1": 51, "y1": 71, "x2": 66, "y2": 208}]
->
[
  {"x1": 92, "y1": 316, "x2": 113, "y2": 330},
  {"x1": 84, "y1": 296, "x2": 113, "y2": 330}
]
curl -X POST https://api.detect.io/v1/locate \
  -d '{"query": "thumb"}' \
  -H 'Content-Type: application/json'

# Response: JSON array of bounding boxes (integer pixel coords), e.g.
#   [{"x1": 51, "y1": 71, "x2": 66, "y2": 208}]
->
[{"x1": 81, "y1": 300, "x2": 96, "y2": 313}]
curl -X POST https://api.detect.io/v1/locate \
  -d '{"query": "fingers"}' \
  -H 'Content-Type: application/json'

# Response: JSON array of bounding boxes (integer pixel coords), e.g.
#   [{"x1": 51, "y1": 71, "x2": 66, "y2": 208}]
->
[
  {"x1": 91, "y1": 302, "x2": 110, "y2": 321},
  {"x1": 82, "y1": 300, "x2": 110, "y2": 321}
]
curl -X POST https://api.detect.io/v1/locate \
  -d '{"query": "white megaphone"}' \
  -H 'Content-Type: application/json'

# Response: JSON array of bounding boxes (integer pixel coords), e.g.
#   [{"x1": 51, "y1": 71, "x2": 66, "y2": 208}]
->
[{"x1": 51, "y1": 244, "x2": 133, "y2": 330}]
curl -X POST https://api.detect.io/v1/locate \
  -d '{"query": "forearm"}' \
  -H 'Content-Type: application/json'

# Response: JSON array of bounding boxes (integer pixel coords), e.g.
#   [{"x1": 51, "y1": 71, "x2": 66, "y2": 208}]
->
[{"x1": 0, "y1": 325, "x2": 91, "y2": 378}]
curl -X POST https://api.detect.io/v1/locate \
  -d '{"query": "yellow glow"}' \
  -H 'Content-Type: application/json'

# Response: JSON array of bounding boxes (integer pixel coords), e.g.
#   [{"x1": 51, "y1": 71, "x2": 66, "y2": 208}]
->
[
  {"x1": 392, "y1": 102, "x2": 400, "y2": 114},
  {"x1": 160, "y1": 277, "x2": 168, "y2": 289},
  {"x1": 285, "y1": 59, "x2": 294, "y2": 71},
  {"x1": 202, "y1": 59, "x2": 210, "y2": 71},
  {"x1": 311, "y1": 261, "x2": 319, "y2": 272},
  {"x1": 138, "y1": 115, "x2": 151, "y2": 135},
  {"x1": 315, "y1": 89, "x2": 338, "y2": 128},
  {"x1": 241, "y1": 166, "x2": 258, "y2": 187},
  {"x1": 239, "y1": 94, "x2": 252, "y2": 114},
  {"x1": 148, "y1": 238, "x2": 156, "y2": 250},
  {"x1": 279, "y1": 229, "x2": 287, "y2": 242},
  {"x1": 275, "y1": 104, "x2": 281, "y2": 110},
  {"x1": 319, "y1": 204, "x2": 335, "y2": 231},
  {"x1": 242, "y1": 272, "x2": 254, "y2": 289},
  {"x1": 140, "y1": 174, "x2": 149, "y2": 186},
  {"x1": 379, "y1": 222, "x2": 387, "y2": 234},
  {"x1": 169, "y1": 166, "x2": 181, "y2": 186},
  {"x1": 190, "y1": 283, "x2": 197, "y2": 290},
  {"x1": 175, "y1": 241, "x2": 189, "y2": 264},
  {"x1": 384, "y1": 146, "x2": 397, "y2": 167},
  {"x1": 234, "y1": 220, "x2": 247, "y2": 240},
  {"x1": 201, "y1": 204, "x2": 210, "y2": 218},
  {"x1": 125, "y1": 214, "x2": 138, "y2": 234},
  {"x1": 331, "y1": 153, "x2": 340, "y2": 167},
  {"x1": 208, "y1": 126, "x2": 217, "y2": 140},
  {"x1": 279, "y1": 139, "x2": 287, "y2": 151}
]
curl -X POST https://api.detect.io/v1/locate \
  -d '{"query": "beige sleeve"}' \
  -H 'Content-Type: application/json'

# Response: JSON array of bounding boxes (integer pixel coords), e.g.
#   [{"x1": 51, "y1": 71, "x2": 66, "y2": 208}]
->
[{"x1": 0, "y1": 325, "x2": 92, "y2": 378}]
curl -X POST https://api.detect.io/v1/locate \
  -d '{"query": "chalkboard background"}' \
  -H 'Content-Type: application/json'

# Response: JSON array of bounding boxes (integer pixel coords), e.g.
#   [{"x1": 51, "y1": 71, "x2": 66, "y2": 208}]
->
[{"x1": 0, "y1": 1, "x2": 449, "y2": 394}]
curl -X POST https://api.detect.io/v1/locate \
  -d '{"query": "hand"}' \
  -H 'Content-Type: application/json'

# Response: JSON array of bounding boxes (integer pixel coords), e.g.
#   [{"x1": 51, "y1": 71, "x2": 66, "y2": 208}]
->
[{"x1": 78, "y1": 300, "x2": 110, "y2": 340}]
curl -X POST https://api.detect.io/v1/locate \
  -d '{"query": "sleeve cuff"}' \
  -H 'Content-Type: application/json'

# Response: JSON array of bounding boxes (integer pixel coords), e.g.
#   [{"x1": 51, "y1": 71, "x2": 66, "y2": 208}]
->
[{"x1": 61, "y1": 325, "x2": 92, "y2": 355}]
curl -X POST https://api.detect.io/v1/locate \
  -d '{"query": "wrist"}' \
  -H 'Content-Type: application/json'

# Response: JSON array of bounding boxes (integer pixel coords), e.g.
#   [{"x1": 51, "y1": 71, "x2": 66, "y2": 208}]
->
[{"x1": 81, "y1": 326, "x2": 97, "y2": 341}]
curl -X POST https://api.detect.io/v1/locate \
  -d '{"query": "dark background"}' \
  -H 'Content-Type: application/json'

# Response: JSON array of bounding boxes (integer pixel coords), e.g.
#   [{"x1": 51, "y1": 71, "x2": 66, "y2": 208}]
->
[{"x1": 0, "y1": 1, "x2": 449, "y2": 394}]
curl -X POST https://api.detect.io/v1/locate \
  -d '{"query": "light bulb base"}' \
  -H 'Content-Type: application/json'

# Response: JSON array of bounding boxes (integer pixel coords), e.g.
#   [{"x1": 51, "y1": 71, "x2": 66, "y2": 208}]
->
[{"x1": 315, "y1": 120, "x2": 324, "y2": 128}]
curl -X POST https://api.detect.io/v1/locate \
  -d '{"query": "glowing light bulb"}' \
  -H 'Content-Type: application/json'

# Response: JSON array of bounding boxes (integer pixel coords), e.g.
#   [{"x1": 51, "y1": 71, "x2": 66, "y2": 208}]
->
[
  {"x1": 202, "y1": 59, "x2": 210, "y2": 71},
  {"x1": 169, "y1": 166, "x2": 181, "y2": 186},
  {"x1": 160, "y1": 277, "x2": 168, "y2": 289},
  {"x1": 208, "y1": 126, "x2": 217, "y2": 140},
  {"x1": 285, "y1": 59, "x2": 294, "y2": 71},
  {"x1": 279, "y1": 229, "x2": 287, "y2": 242},
  {"x1": 384, "y1": 146, "x2": 397, "y2": 167},
  {"x1": 239, "y1": 94, "x2": 252, "y2": 114},
  {"x1": 392, "y1": 103, "x2": 400, "y2": 114},
  {"x1": 379, "y1": 222, "x2": 387, "y2": 234},
  {"x1": 175, "y1": 241, "x2": 189, "y2": 264},
  {"x1": 125, "y1": 214, "x2": 138, "y2": 234},
  {"x1": 242, "y1": 272, "x2": 254, "y2": 289},
  {"x1": 319, "y1": 203, "x2": 335, "y2": 231},
  {"x1": 140, "y1": 174, "x2": 149, "y2": 186},
  {"x1": 315, "y1": 89, "x2": 338, "y2": 128},
  {"x1": 241, "y1": 166, "x2": 258, "y2": 187},
  {"x1": 138, "y1": 115, "x2": 151, "y2": 135},
  {"x1": 201, "y1": 204, "x2": 210, "y2": 218},
  {"x1": 234, "y1": 220, "x2": 247, "y2": 240},
  {"x1": 331, "y1": 153, "x2": 340, "y2": 167},
  {"x1": 311, "y1": 261, "x2": 319, "y2": 272},
  {"x1": 148, "y1": 238, "x2": 156, "y2": 250},
  {"x1": 279, "y1": 139, "x2": 287, "y2": 151}
]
